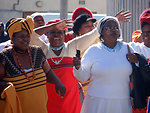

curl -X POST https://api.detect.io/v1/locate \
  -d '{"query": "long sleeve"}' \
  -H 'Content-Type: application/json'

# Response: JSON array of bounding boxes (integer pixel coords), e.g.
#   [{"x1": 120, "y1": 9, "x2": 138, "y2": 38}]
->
[
  {"x1": 30, "y1": 31, "x2": 48, "y2": 55},
  {"x1": 67, "y1": 28, "x2": 99, "y2": 57},
  {"x1": 73, "y1": 48, "x2": 93, "y2": 82}
]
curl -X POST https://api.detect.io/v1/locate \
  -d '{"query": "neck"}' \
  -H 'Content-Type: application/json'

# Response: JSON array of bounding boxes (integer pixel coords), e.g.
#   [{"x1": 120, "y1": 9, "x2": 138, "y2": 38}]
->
[
  {"x1": 103, "y1": 41, "x2": 117, "y2": 48},
  {"x1": 49, "y1": 43, "x2": 64, "y2": 51},
  {"x1": 13, "y1": 46, "x2": 28, "y2": 54}
]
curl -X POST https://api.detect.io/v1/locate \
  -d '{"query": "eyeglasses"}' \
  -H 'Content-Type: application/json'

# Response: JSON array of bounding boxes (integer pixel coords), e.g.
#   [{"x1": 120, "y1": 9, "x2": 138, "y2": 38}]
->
[
  {"x1": 103, "y1": 26, "x2": 119, "y2": 31},
  {"x1": 47, "y1": 31, "x2": 65, "y2": 35}
]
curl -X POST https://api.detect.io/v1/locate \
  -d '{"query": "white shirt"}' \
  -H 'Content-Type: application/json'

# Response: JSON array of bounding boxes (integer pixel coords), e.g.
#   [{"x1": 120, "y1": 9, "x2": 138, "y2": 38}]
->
[
  {"x1": 129, "y1": 42, "x2": 150, "y2": 60},
  {"x1": 0, "y1": 40, "x2": 11, "y2": 51},
  {"x1": 74, "y1": 42, "x2": 133, "y2": 99}
]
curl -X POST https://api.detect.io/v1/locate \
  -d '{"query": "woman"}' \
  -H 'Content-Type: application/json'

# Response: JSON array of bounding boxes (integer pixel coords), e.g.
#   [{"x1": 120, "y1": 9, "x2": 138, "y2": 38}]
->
[
  {"x1": 30, "y1": 11, "x2": 132, "y2": 112},
  {"x1": 0, "y1": 17, "x2": 66, "y2": 113},
  {"x1": 73, "y1": 16, "x2": 139, "y2": 113},
  {"x1": 30, "y1": 18, "x2": 100, "y2": 113}
]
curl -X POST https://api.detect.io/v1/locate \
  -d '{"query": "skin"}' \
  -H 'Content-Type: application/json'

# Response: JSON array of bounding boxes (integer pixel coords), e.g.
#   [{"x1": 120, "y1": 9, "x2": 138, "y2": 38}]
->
[
  {"x1": 47, "y1": 30, "x2": 65, "y2": 56},
  {"x1": 35, "y1": 20, "x2": 69, "y2": 56},
  {"x1": 0, "y1": 29, "x2": 66, "y2": 96},
  {"x1": 141, "y1": 24, "x2": 150, "y2": 48},
  {"x1": 101, "y1": 20, "x2": 120, "y2": 48},
  {"x1": 78, "y1": 20, "x2": 95, "y2": 36},
  {"x1": 34, "y1": 16, "x2": 45, "y2": 28},
  {"x1": 73, "y1": 19, "x2": 138, "y2": 69}
]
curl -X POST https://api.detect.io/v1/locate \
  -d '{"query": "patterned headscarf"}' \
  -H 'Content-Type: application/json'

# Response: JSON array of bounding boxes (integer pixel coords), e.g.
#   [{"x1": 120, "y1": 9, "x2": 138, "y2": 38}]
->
[
  {"x1": 7, "y1": 16, "x2": 34, "y2": 40},
  {"x1": 97, "y1": 16, "x2": 122, "y2": 40}
]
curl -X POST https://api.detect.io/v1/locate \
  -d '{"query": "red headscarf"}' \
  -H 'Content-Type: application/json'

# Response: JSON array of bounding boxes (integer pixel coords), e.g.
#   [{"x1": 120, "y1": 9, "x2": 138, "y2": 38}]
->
[
  {"x1": 72, "y1": 7, "x2": 93, "y2": 21},
  {"x1": 139, "y1": 8, "x2": 150, "y2": 28}
]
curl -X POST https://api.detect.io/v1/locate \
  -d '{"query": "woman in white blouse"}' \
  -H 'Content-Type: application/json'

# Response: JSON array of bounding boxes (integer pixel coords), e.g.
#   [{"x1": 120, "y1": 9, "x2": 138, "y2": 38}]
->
[{"x1": 73, "y1": 16, "x2": 138, "y2": 113}]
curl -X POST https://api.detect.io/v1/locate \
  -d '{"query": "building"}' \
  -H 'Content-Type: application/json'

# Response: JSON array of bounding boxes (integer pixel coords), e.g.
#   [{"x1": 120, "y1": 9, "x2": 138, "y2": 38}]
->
[{"x1": 0, "y1": 0, "x2": 106, "y2": 23}]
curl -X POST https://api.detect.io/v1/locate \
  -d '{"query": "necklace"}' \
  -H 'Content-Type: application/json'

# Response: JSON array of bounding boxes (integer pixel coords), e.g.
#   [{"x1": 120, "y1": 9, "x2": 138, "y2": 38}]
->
[
  {"x1": 13, "y1": 47, "x2": 36, "y2": 81},
  {"x1": 13, "y1": 46, "x2": 28, "y2": 54},
  {"x1": 50, "y1": 46, "x2": 65, "y2": 65},
  {"x1": 49, "y1": 43, "x2": 64, "y2": 51}
]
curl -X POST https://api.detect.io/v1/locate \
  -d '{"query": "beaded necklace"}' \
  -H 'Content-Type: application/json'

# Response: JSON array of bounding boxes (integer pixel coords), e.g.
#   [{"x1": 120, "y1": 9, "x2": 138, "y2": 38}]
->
[
  {"x1": 49, "y1": 43, "x2": 64, "y2": 51},
  {"x1": 13, "y1": 47, "x2": 36, "y2": 81},
  {"x1": 50, "y1": 45, "x2": 65, "y2": 65}
]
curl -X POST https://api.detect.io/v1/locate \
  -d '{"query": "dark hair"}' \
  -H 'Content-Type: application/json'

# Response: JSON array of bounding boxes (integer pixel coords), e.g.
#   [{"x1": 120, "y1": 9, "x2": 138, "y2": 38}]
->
[
  {"x1": 142, "y1": 22, "x2": 150, "y2": 28},
  {"x1": 73, "y1": 14, "x2": 96, "y2": 36}
]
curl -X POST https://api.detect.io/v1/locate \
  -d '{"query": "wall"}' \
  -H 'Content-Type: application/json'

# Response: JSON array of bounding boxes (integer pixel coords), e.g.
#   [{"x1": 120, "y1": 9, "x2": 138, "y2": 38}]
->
[
  {"x1": 107, "y1": 0, "x2": 149, "y2": 42},
  {"x1": 0, "y1": 0, "x2": 106, "y2": 23}
]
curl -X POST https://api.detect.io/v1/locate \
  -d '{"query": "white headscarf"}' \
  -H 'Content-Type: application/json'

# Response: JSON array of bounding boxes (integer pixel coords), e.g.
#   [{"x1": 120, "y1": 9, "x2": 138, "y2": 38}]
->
[{"x1": 97, "y1": 16, "x2": 123, "y2": 41}]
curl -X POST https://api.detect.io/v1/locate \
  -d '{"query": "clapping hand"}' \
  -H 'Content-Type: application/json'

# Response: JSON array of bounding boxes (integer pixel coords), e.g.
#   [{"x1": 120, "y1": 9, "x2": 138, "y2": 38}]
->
[{"x1": 115, "y1": 10, "x2": 132, "y2": 23}]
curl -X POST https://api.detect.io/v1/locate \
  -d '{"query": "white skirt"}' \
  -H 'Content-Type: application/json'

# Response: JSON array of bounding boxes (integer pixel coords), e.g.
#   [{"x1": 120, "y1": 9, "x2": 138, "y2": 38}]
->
[{"x1": 81, "y1": 94, "x2": 132, "y2": 113}]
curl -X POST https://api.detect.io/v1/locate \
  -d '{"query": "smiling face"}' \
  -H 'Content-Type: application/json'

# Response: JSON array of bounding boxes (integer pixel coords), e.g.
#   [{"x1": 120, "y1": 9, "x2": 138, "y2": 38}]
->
[
  {"x1": 12, "y1": 29, "x2": 30, "y2": 50},
  {"x1": 101, "y1": 20, "x2": 120, "y2": 45},
  {"x1": 47, "y1": 30, "x2": 65, "y2": 47},
  {"x1": 141, "y1": 24, "x2": 150, "y2": 47},
  {"x1": 78, "y1": 20, "x2": 95, "y2": 35}
]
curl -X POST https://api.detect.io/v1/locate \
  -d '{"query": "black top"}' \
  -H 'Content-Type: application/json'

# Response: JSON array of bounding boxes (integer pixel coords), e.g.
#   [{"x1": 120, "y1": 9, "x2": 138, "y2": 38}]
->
[{"x1": 0, "y1": 46, "x2": 46, "y2": 77}]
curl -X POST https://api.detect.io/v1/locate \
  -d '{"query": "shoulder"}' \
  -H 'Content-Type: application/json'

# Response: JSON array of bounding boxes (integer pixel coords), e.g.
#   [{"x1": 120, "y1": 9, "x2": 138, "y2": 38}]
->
[{"x1": 84, "y1": 43, "x2": 102, "y2": 55}]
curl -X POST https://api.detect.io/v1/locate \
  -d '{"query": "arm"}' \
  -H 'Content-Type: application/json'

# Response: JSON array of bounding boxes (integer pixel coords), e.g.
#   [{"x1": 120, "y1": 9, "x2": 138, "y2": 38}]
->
[
  {"x1": 42, "y1": 60, "x2": 66, "y2": 97},
  {"x1": 68, "y1": 28, "x2": 99, "y2": 55},
  {"x1": 73, "y1": 49, "x2": 92, "y2": 82},
  {"x1": 0, "y1": 63, "x2": 9, "y2": 95}
]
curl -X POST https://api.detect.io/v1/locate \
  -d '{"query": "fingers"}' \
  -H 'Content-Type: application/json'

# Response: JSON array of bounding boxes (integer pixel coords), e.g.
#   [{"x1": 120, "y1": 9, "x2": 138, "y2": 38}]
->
[
  {"x1": 116, "y1": 9, "x2": 125, "y2": 16},
  {"x1": 60, "y1": 87, "x2": 66, "y2": 97},
  {"x1": 126, "y1": 53, "x2": 138, "y2": 63}
]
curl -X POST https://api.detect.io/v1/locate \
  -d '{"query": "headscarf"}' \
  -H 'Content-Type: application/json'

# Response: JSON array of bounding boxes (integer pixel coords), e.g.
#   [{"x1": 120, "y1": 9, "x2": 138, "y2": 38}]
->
[
  {"x1": 7, "y1": 16, "x2": 34, "y2": 40},
  {"x1": 139, "y1": 8, "x2": 150, "y2": 28},
  {"x1": 97, "y1": 16, "x2": 122, "y2": 40},
  {"x1": 72, "y1": 7, "x2": 93, "y2": 21}
]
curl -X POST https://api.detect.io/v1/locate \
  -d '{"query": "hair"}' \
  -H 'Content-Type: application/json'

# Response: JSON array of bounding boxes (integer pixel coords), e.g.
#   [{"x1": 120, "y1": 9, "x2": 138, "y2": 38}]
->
[
  {"x1": 0, "y1": 22, "x2": 4, "y2": 28},
  {"x1": 73, "y1": 14, "x2": 96, "y2": 36}
]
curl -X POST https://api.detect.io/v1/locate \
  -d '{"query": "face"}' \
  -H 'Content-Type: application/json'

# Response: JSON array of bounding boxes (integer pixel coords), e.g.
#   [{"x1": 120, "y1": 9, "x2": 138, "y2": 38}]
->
[
  {"x1": 47, "y1": 30, "x2": 65, "y2": 47},
  {"x1": 12, "y1": 29, "x2": 30, "y2": 50},
  {"x1": 34, "y1": 16, "x2": 45, "y2": 28},
  {"x1": 101, "y1": 20, "x2": 120, "y2": 43},
  {"x1": 78, "y1": 20, "x2": 95, "y2": 35},
  {"x1": 141, "y1": 24, "x2": 150, "y2": 47}
]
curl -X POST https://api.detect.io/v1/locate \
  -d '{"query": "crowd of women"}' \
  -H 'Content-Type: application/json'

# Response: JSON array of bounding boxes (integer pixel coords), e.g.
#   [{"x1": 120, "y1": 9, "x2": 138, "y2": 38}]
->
[{"x1": 0, "y1": 6, "x2": 150, "y2": 113}]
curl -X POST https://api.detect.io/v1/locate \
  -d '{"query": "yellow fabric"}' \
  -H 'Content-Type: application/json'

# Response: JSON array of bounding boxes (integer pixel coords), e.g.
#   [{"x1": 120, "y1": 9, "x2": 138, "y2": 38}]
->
[
  {"x1": 1, "y1": 68, "x2": 48, "y2": 113},
  {"x1": 7, "y1": 16, "x2": 34, "y2": 40},
  {"x1": 0, "y1": 83, "x2": 22, "y2": 113}
]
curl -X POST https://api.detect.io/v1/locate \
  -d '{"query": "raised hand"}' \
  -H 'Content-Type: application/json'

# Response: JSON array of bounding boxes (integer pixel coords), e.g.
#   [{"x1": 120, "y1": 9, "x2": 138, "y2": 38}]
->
[
  {"x1": 115, "y1": 10, "x2": 132, "y2": 23},
  {"x1": 55, "y1": 19, "x2": 73, "y2": 31}
]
